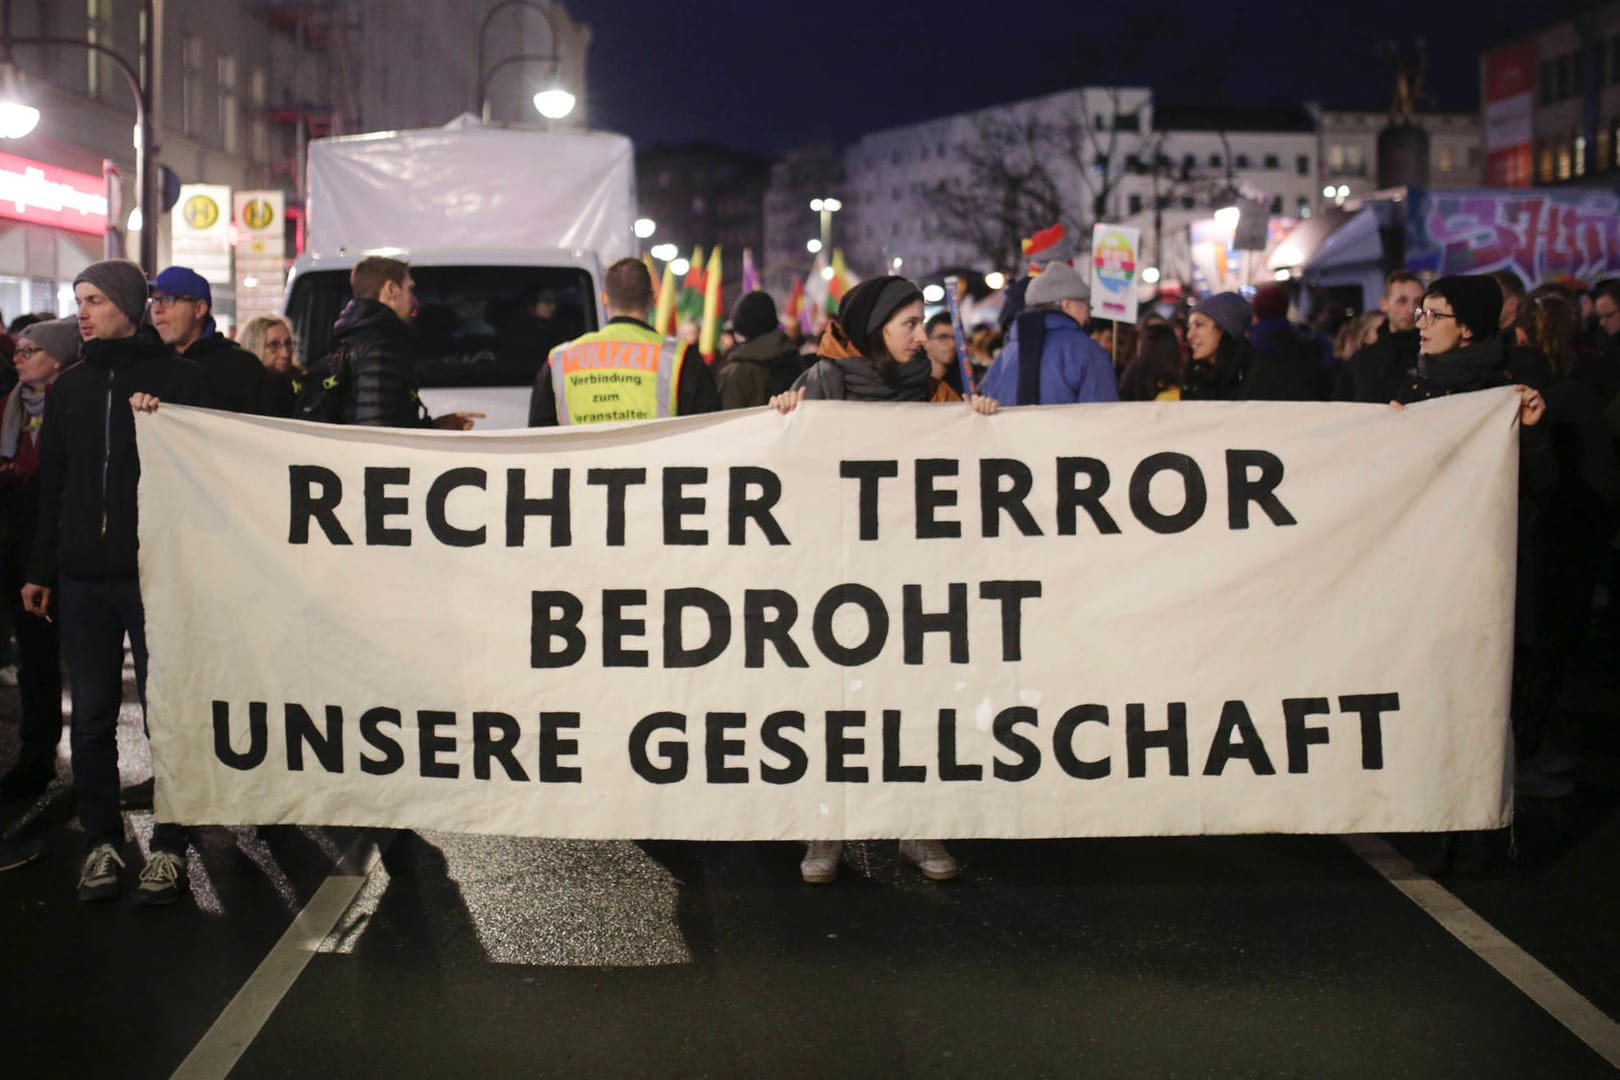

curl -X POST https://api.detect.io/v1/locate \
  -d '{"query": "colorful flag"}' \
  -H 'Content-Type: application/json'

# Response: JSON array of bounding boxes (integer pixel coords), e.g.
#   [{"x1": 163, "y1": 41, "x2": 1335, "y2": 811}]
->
[
  {"x1": 804, "y1": 250, "x2": 829, "y2": 321},
  {"x1": 643, "y1": 254, "x2": 660, "y2": 303},
  {"x1": 677, "y1": 245, "x2": 707, "y2": 328},
  {"x1": 653, "y1": 259, "x2": 677, "y2": 336},
  {"x1": 785, "y1": 276, "x2": 804, "y2": 323},
  {"x1": 740, "y1": 248, "x2": 761, "y2": 295},
  {"x1": 828, "y1": 248, "x2": 856, "y2": 315},
  {"x1": 699, "y1": 247, "x2": 723, "y2": 361}
]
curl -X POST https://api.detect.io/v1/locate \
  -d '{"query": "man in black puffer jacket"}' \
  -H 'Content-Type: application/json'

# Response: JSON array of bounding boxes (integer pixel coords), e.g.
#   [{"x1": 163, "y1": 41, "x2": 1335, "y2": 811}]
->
[
  {"x1": 149, "y1": 265, "x2": 268, "y2": 413},
  {"x1": 326, "y1": 256, "x2": 479, "y2": 430},
  {"x1": 22, "y1": 259, "x2": 208, "y2": 907}
]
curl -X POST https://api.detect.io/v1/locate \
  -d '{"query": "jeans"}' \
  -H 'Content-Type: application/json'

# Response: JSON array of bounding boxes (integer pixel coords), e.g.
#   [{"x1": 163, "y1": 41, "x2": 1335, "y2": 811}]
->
[{"x1": 58, "y1": 573, "x2": 188, "y2": 854}]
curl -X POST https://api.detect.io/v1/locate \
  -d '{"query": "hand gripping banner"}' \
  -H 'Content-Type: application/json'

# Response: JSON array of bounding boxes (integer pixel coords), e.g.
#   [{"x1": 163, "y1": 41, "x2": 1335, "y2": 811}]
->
[{"x1": 137, "y1": 390, "x2": 1521, "y2": 839}]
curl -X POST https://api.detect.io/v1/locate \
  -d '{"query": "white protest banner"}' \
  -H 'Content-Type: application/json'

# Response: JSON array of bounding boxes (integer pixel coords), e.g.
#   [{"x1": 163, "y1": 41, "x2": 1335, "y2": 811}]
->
[
  {"x1": 1089, "y1": 223, "x2": 1140, "y2": 322},
  {"x1": 138, "y1": 391, "x2": 1520, "y2": 840}
]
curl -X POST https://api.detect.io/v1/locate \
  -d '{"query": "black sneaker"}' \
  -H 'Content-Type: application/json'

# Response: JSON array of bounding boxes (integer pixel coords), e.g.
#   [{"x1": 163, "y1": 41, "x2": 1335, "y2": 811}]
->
[
  {"x1": 134, "y1": 850, "x2": 187, "y2": 906},
  {"x1": 77, "y1": 843, "x2": 125, "y2": 901}
]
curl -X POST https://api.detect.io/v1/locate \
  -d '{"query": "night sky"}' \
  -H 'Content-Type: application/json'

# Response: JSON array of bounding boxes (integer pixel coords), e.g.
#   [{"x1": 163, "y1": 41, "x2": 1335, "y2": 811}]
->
[{"x1": 580, "y1": 0, "x2": 1532, "y2": 155}]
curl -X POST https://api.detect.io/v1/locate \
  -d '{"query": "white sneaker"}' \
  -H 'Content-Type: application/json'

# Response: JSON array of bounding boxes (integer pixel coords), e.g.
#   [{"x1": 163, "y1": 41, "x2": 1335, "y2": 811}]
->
[
  {"x1": 77, "y1": 843, "x2": 125, "y2": 901},
  {"x1": 134, "y1": 850, "x2": 188, "y2": 906},
  {"x1": 898, "y1": 839, "x2": 960, "y2": 881},
  {"x1": 800, "y1": 841, "x2": 843, "y2": 884}
]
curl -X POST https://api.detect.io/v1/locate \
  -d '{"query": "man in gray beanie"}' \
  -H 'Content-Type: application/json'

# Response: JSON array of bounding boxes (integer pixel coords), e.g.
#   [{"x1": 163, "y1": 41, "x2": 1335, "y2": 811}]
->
[
  {"x1": 20, "y1": 259, "x2": 208, "y2": 905},
  {"x1": 981, "y1": 262, "x2": 1117, "y2": 406},
  {"x1": 71, "y1": 258, "x2": 150, "y2": 331}
]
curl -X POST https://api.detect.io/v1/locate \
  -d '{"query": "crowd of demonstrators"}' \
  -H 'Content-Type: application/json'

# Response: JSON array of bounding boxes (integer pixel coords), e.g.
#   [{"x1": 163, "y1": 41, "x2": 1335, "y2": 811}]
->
[
  {"x1": 1118, "y1": 322, "x2": 1184, "y2": 401},
  {"x1": 769, "y1": 275, "x2": 997, "y2": 885},
  {"x1": 148, "y1": 268, "x2": 270, "y2": 416},
  {"x1": 1335, "y1": 271, "x2": 1426, "y2": 403},
  {"x1": 1180, "y1": 292, "x2": 1313, "y2": 401}
]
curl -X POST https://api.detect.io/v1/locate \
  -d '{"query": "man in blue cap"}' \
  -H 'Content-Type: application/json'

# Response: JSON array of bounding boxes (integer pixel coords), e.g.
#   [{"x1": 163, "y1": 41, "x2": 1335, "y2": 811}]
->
[{"x1": 149, "y1": 266, "x2": 269, "y2": 414}]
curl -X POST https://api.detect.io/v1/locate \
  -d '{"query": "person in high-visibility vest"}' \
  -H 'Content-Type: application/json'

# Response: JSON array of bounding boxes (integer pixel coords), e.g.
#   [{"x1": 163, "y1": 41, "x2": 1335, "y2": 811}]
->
[{"x1": 528, "y1": 258, "x2": 719, "y2": 426}]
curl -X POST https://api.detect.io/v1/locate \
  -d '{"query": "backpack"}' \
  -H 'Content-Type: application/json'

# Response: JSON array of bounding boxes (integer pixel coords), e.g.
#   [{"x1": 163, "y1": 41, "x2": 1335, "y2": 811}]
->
[{"x1": 290, "y1": 344, "x2": 354, "y2": 423}]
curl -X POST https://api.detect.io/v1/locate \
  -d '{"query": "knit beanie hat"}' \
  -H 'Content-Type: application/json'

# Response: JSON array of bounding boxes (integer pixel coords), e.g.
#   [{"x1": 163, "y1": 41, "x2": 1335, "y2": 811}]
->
[
  {"x1": 731, "y1": 291, "x2": 779, "y2": 340},
  {"x1": 1026, "y1": 262, "x2": 1091, "y2": 306},
  {"x1": 1252, "y1": 284, "x2": 1289, "y2": 320},
  {"x1": 1196, "y1": 292, "x2": 1253, "y2": 342},
  {"x1": 836, "y1": 275, "x2": 923, "y2": 358},
  {"x1": 72, "y1": 259, "x2": 149, "y2": 330},
  {"x1": 18, "y1": 317, "x2": 81, "y2": 366},
  {"x1": 1425, "y1": 275, "x2": 1503, "y2": 342}
]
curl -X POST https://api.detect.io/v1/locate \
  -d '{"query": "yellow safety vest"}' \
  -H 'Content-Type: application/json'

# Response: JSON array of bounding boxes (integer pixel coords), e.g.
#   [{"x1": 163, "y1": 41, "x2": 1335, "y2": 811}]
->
[{"x1": 547, "y1": 320, "x2": 686, "y2": 425}]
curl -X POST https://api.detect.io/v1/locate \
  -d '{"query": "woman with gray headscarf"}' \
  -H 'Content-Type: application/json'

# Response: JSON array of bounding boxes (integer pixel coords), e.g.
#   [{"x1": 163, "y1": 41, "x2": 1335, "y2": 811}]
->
[{"x1": 0, "y1": 317, "x2": 76, "y2": 808}]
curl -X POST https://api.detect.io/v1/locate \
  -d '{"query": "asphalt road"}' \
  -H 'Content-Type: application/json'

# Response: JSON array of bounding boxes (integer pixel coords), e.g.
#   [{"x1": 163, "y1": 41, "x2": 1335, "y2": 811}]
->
[{"x1": 1, "y1": 632, "x2": 1617, "y2": 1079}]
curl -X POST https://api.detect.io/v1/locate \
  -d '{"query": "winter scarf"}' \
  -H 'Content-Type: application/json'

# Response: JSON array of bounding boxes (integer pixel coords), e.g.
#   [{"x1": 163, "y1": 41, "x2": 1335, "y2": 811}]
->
[{"x1": 0, "y1": 384, "x2": 46, "y2": 459}]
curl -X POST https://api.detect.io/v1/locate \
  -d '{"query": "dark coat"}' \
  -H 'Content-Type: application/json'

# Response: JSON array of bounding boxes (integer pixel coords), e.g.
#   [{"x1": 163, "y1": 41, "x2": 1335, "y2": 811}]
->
[
  {"x1": 716, "y1": 328, "x2": 807, "y2": 409},
  {"x1": 184, "y1": 332, "x2": 271, "y2": 414},
  {"x1": 1179, "y1": 338, "x2": 1311, "y2": 402},
  {"x1": 1336, "y1": 325, "x2": 1419, "y2": 403},
  {"x1": 329, "y1": 299, "x2": 429, "y2": 428},
  {"x1": 28, "y1": 328, "x2": 208, "y2": 584}
]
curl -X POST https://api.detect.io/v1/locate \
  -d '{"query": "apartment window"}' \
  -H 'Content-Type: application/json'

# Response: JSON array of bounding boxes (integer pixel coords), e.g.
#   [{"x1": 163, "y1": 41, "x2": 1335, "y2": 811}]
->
[
  {"x1": 1264, "y1": 153, "x2": 1279, "y2": 169},
  {"x1": 1539, "y1": 59, "x2": 1555, "y2": 105},
  {"x1": 1437, "y1": 144, "x2": 1455, "y2": 172},
  {"x1": 181, "y1": 34, "x2": 204, "y2": 138},
  {"x1": 138, "y1": 6, "x2": 148, "y2": 88},
  {"x1": 1598, "y1": 127, "x2": 1611, "y2": 175},
  {"x1": 1537, "y1": 140, "x2": 1554, "y2": 183},
  {"x1": 1328, "y1": 144, "x2": 1345, "y2": 170},
  {"x1": 1125, "y1": 153, "x2": 1142, "y2": 171},
  {"x1": 1297, "y1": 198, "x2": 1311, "y2": 217},
  {"x1": 1181, "y1": 196, "x2": 1195, "y2": 209},
  {"x1": 218, "y1": 57, "x2": 238, "y2": 154},
  {"x1": 1182, "y1": 153, "x2": 1196, "y2": 170},
  {"x1": 1346, "y1": 144, "x2": 1365, "y2": 172},
  {"x1": 1555, "y1": 54, "x2": 1571, "y2": 100},
  {"x1": 1612, "y1": 36, "x2": 1620, "y2": 87},
  {"x1": 1296, "y1": 154, "x2": 1310, "y2": 176},
  {"x1": 1575, "y1": 133, "x2": 1587, "y2": 177},
  {"x1": 1128, "y1": 194, "x2": 1143, "y2": 215},
  {"x1": 1573, "y1": 51, "x2": 1585, "y2": 96},
  {"x1": 1095, "y1": 114, "x2": 1108, "y2": 131},
  {"x1": 1270, "y1": 195, "x2": 1283, "y2": 215},
  {"x1": 1113, "y1": 113, "x2": 1140, "y2": 132},
  {"x1": 1234, "y1": 153, "x2": 1250, "y2": 168},
  {"x1": 1557, "y1": 140, "x2": 1572, "y2": 181},
  {"x1": 1208, "y1": 154, "x2": 1222, "y2": 168}
]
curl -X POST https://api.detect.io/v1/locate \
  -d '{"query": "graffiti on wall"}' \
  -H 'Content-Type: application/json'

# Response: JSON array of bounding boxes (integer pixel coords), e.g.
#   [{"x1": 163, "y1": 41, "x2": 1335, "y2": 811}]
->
[{"x1": 1408, "y1": 188, "x2": 1620, "y2": 284}]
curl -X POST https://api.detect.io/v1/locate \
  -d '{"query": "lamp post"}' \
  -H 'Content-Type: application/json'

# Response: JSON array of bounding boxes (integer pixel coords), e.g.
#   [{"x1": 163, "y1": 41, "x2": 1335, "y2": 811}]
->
[
  {"x1": 475, "y1": 0, "x2": 576, "y2": 124},
  {"x1": 809, "y1": 197, "x2": 841, "y2": 255},
  {"x1": 0, "y1": 0, "x2": 158, "y2": 274}
]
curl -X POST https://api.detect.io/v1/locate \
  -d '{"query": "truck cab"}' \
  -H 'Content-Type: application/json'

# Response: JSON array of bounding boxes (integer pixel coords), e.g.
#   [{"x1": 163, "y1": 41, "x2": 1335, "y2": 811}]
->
[{"x1": 285, "y1": 247, "x2": 603, "y2": 430}]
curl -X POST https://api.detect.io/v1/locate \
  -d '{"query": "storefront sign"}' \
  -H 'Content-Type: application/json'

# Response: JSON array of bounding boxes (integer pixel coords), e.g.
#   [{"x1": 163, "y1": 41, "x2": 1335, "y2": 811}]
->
[{"x1": 0, "y1": 151, "x2": 107, "y2": 235}]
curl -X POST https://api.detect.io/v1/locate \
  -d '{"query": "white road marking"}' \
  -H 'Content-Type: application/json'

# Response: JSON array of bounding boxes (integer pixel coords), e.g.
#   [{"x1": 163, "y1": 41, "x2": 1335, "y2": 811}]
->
[
  {"x1": 169, "y1": 837, "x2": 383, "y2": 1080},
  {"x1": 1346, "y1": 834, "x2": 1620, "y2": 1070}
]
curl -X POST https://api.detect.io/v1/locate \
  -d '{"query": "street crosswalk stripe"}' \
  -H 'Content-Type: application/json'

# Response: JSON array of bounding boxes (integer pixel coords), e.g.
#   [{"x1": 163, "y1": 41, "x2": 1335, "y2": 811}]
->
[
  {"x1": 169, "y1": 835, "x2": 385, "y2": 1080},
  {"x1": 1346, "y1": 834, "x2": 1620, "y2": 1070}
]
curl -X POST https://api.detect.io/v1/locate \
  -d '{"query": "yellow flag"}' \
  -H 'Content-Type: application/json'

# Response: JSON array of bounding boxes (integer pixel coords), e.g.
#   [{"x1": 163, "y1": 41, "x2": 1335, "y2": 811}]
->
[
  {"x1": 699, "y1": 246, "x2": 723, "y2": 360},
  {"x1": 653, "y1": 258, "x2": 676, "y2": 335}
]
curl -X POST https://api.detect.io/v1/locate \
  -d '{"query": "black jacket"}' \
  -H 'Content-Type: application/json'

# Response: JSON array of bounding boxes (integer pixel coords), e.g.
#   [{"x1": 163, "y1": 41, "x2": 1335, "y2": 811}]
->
[
  {"x1": 330, "y1": 299, "x2": 429, "y2": 428},
  {"x1": 716, "y1": 328, "x2": 807, "y2": 409},
  {"x1": 184, "y1": 332, "x2": 270, "y2": 414},
  {"x1": 28, "y1": 327, "x2": 208, "y2": 584},
  {"x1": 527, "y1": 317, "x2": 721, "y2": 426},
  {"x1": 1336, "y1": 325, "x2": 1419, "y2": 403},
  {"x1": 1179, "y1": 339, "x2": 1312, "y2": 402}
]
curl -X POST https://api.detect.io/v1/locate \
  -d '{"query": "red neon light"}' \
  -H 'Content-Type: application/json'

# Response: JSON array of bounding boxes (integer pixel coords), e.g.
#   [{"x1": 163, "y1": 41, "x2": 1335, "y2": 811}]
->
[{"x1": 0, "y1": 151, "x2": 108, "y2": 235}]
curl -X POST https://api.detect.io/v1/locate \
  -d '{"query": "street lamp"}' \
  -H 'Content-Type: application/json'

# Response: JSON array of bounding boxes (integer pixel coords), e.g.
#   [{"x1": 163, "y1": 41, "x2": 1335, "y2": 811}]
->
[
  {"x1": 809, "y1": 196, "x2": 841, "y2": 254},
  {"x1": 650, "y1": 242, "x2": 677, "y2": 261},
  {"x1": 476, "y1": 0, "x2": 577, "y2": 124},
  {"x1": 634, "y1": 217, "x2": 657, "y2": 239},
  {"x1": 0, "y1": 0, "x2": 158, "y2": 273},
  {"x1": 805, "y1": 238, "x2": 822, "y2": 254}
]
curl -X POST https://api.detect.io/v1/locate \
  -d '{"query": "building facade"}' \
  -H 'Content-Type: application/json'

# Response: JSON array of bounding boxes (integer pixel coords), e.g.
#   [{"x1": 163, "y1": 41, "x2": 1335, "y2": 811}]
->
[
  {"x1": 0, "y1": 0, "x2": 588, "y2": 322},
  {"x1": 636, "y1": 142, "x2": 769, "y2": 304},
  {"x1": 761, "y1": 143, "x2": 844, "y2": 299},
  {"x1": 1317, "y1": 109, "x2": 1483, "y2": 207}
]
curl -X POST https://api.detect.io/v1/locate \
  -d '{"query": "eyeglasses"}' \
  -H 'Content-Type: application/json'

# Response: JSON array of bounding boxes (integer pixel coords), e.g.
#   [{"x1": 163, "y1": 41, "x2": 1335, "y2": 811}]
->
[
  {"x1": 13, "y1": 345, "x2": 43, "y2": 360},
  {"x1": 149, "y1": 294, "x2": 198, "y2": 309},
  {"x1": 1413, "y1": 308, "x2": 1457, "y2": 325}
]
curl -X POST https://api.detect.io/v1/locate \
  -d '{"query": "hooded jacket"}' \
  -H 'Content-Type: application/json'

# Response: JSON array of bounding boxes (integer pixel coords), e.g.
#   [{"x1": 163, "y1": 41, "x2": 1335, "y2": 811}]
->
[
  {"x1": 184, "y1": 331, "x2": 270, "y2": 414},
  {"x1": 329, "y1": 298, "x2": 429, "y2": 428},
  {"x1": 717, "y1": 328, "x2": 807, "y2": 409},
  {"x1": 28, "y1": 326, "x2": 207, "y2": 583}
]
